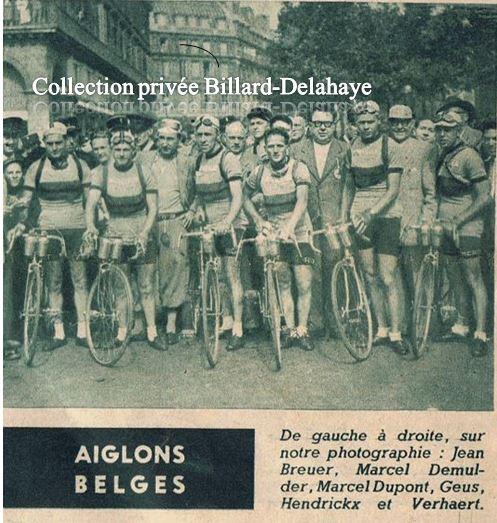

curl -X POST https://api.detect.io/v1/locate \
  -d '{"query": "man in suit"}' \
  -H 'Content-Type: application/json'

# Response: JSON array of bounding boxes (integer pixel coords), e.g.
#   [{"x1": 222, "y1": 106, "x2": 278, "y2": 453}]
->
[{"x1": 295, "y1": 108, "x2": 351, "y2": 337}]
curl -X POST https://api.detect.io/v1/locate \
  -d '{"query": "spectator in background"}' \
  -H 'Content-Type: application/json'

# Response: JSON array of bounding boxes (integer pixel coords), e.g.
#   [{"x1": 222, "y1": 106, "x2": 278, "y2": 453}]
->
[{"x1": 416, "y1": 119, "x2": 435, "y2": 143}]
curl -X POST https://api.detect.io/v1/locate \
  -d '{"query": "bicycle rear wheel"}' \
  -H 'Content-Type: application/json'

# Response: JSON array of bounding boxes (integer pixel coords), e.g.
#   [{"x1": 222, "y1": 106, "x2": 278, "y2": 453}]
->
[
  {"x1": 331, "y1": 259, "x2": 373, "y2": 361},
  {"x1": 201, "y1": 263, "x2": 221, "y2": 368},
  {"x1": 265, "y1": 264, "x2": 282, "y2": 372},
  {"x1": 86, "y1": 265, "x2": 133, "y2": 366},
  {"x1": 23, "y1": 264, "x2": 42, "y2": 366},
  {"x1": 412, "y1": 256, "x2": 437, "y2": 358}
]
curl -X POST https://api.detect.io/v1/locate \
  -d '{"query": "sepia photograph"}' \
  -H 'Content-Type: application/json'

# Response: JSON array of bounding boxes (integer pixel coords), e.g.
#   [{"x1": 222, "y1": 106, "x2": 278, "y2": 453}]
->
[{"x1": 3, "y1": 0, "x2": 496, "y2": 412}]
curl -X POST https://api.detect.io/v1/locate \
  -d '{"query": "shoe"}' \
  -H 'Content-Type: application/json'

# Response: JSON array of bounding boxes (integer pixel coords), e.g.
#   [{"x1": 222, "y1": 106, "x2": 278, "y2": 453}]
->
[
  {"x1": 147, "y1": 335, "x2": 168, "y2": 351},
  {"x1": 435, "y1": 332, "x2": 467, "y2": 343},
  {"x1": 4, "y1": 348, "x2": 21, "y2": 361},
  {"x1": 471, "y1": 338, "x2": 488, "y2": 358},
  {"x1": 298, "y1": 334, "x2": 314, "y2": 352},
  {"x1": 226, "y1": 334, "x2": 245, "y2": 351},
  {"x1": 391, "y1": 338, "x2": 410, "y2": 356},
  {"x1": 166, "y1": 332, "x2": 179, "y2": 345},
  {"x1": 372, "y1": 335, "x2": 390, "y2": 347},
  {"x1": 44, "y1": 337, "x2": 67, "y2": 352},
  {"x1": 281, "y1": 328, "x2": 297, "y2": 349},
  {"x1": 76, "y1": 337, "x2": 88, "y2": 348}
]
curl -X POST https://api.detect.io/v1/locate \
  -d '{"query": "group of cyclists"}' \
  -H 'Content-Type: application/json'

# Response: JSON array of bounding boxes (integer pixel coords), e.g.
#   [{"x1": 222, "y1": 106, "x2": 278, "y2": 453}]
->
[{"x1": 3, "y1": 95, "x2": 495, "y2": 362}]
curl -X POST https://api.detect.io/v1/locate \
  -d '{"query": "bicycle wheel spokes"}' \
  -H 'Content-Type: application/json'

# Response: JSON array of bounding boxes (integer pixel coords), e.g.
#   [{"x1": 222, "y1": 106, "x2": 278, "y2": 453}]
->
[
  {"x1": 86, "y1": 265, "x2": 133, "y2": 366},
  {"x1": 332, "y1": 260, "x2": 373, "y2": 361},
  {"x1": 201, "y1": 264, "x2": 221, "y2": 368},
  {"x1": 23, "y1": 265, "x2": 43, "y2": 365},
  {"x1": 265, "y1": 264, "x2": 282, "y2": 372},
  {"x1": 412, "y1": 257, "x2": 437, "y2": 358}
]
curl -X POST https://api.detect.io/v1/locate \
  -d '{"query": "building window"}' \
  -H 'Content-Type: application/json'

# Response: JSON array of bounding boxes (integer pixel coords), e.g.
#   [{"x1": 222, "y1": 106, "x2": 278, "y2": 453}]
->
[
  {"x1": 190, "y1": 61, "x2": 201, "y2": 77},
  {"x1": 203, "y1": 41, "x2": 211, "y2": 52},
  {"x1": 179, "y1": 60, "x2": 186, "y2": 78},
  {"x1": 203, "y1": 61, "x2": 211, "y2": 76},
  {"x1": 220, "y1": 43, "x2": 228, "y2": 55}
]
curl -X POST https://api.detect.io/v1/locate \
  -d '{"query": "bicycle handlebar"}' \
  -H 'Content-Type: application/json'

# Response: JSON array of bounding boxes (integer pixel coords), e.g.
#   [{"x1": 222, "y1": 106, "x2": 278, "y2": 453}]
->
[
  {"x1": 178, "y1": 225, "x2": 237, "y2": 250},
  {"x1": 235, "y1": 230, "x2": 303, "y2": 262},
  {"x1": 20, "y1": 229, "x2": 68, "y2": 258}
]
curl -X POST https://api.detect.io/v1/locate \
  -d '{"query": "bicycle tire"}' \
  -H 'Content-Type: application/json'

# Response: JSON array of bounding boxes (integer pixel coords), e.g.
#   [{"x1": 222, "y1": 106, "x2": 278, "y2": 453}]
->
[
  {"x1": 266, "y1": 263, "x2": 282, "y2": 372},
  {"x1": 201, "y1": 263, "x2": 221, "y2": 368},
  {"x1": 86, "y1": 264, "x2": 133, "y2": 366},
  {"x1": 412, "y1": 256, "x2": 437, "y2": 358},
  {"x1": 23, "y1": 264, "x2": 42, "y2": 366},
  {"x1": 331, "y1": 259, "x2": 373, "y2": 361}
]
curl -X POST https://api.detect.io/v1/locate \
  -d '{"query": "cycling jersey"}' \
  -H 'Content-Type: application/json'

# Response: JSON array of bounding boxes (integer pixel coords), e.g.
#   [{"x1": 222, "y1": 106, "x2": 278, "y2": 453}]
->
[
  {"x1": 350, "y1": 135, "x2": 403, "y2": 218},
  {"x1": 90, "y1": 160, "x2": 157, "y2": 239},
  {"x1": 24, "y1": 154, "x2": 90, "y2": 230}
]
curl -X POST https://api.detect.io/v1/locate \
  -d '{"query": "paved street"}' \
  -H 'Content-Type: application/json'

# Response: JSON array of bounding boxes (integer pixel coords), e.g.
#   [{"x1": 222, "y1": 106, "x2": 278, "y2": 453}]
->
[{"x1": 4, "y1": 333, "x2": 493, "y2": 411}]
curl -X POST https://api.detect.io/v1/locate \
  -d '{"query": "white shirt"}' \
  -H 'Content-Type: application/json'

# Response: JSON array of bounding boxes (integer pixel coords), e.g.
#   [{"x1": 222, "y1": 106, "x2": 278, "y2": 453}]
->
[{"x1": 313, "y1": 141, "x2": 332, "y2": 178}]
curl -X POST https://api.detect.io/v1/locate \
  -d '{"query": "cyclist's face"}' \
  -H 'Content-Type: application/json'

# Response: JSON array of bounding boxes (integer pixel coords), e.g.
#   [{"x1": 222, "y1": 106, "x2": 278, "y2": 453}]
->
[
  {"x1": 416, "y1": 120, "x2": 435, "y2": 143},
  {"x1": 482, "y1": 129, "x2": 497, "y2": 157},
  {"x1": 310, "y1": 111, "x2": 334, "y2": 144},
  {"x1": 157, "y1": 134, "x2": 180, "y2": 157},
  {"x1": 291, "y1": 117, "x2": 306, "y2": 142},
  {"x1": 113, "y1": 142, "x2": 134, "y2": 166},
  {"x1": 249, "y1": 118, "x2": 269, "y2": 139},
  {"x1": 389, "y1": 118, "x2": 413, "y2": 142},
  {"x1": 45, "y1": 135, "x2": 67, "y2": 160},
  {"x1": 5, "y1": 162, "x2": 23, "y2": 187},
  {"x1": 91, "y1": 137, "x2": 110, "y2": 165},
  {"x1": 195, "y1": 125, "x2": 218, "y2": 154},
  {"x1": 436, "y1": 125, "x2": 460, "y2": 150},
  {"x1": 224, "y1": 122, "x2": 246, "y2": 154},
  {"x1": 3, "y1": 136, "x2": 16, "y2": 155},
  {"x1": 356, "y1": 114, "x2": 381, "y2": 141},
  {"x1": 266, "y1": 134, "x2": 287, "y2": 164}
]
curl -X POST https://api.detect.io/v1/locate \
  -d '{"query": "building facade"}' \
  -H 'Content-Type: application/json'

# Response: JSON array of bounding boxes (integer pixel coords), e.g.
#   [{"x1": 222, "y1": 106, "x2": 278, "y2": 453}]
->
[
  {"x1": 4, "y1": 0, "x2": 153, "y2": 134},
  {"x1": 149, "y1": 1, "x2": 274, "y2": 118}
]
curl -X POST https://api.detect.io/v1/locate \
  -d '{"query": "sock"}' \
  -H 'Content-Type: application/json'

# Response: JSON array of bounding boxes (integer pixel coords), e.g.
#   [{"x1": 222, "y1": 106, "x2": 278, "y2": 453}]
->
[
  {"x1": 474, "y1": 331, "x2": 488, "y2": 342},
  {"x1": 54, "y1": 322, "x2": 65, "y2": 340},
  {"x1": 452, "y1": 323, "x2": 469, "y2": 337},
  {"x1": 147, "y1": 325, "x2": 158, "y2": 341},
  {"x1": 389, "y1": 331, "x2": 402, "y2": 342},
  {"x1": 117, "y1": 327, "x2": 127, "y2": 342},
  {"x1": 222, "y1": 315, "x2": 233, "y2": 330},
  {"x1": 232, "y1": 321, "x2": 243, "y2": 337},
  {"x1": 377, "y1": 327, "x2": 389, "y2": 338},
  {"x1": 295, "y1": 325, "x2": 308, "y2": 337},
  {"x1": 77, "y1": 321, "x2": 86, "y2": 338}
]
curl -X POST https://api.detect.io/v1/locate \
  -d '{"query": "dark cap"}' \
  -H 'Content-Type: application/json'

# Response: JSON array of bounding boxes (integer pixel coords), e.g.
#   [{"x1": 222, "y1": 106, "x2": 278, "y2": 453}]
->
[
  {"x1": 126, "y1": 112, "x2": 157, "y2": 134},
  {"x1": 437, "y1": 96, "x2": 476, "y2": 122},
  {"x1": 434, "y1": 110, "x2": 463, "y2": 128},
  {"x1": 4, "y1": 156, "x2": 25, "y2": 171},
  {"x1": 247, "y1": 106, "x2": 273, "y2": 122},
  {"x1": 4, "y1": 116, "x2": 27, "y2": 138},
  {"x1": 106, "y1": 115, "x2": 131, "y2": 133},
  {"x1": 56, "y1": 116, "x2": 80, "y2": 135}
]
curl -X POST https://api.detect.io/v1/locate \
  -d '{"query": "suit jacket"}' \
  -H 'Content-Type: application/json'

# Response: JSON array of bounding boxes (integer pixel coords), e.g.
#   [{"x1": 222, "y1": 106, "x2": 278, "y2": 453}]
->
[
  {"x1": 295, "y1": 137, "x2": 351, "y2": 226},
  {"x1": 140, "y1": 149, "x2": 195, "y2": 210}
]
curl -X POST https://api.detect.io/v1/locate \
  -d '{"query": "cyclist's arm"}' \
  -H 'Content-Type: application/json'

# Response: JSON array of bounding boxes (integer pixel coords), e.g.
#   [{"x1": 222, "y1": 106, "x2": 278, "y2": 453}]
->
[
  {"x1": 368, "y1": 170, "x2": 402, "y2": 216},
  {"x1": 243, "y1": 183, "x2": 265, "y2": 230},
  {"x1": 142, "y1": 192, "x2": 158, "y2": 239},
  {"x1": 85, "y1": 188, "x2": 101, "y2": 233},
  {"x1": 455, "y1": 179, "x2": 490, "y2": 228},
  {"x1": 286, "y1": 184, "x2": 309, "y2": 233},
  {"x1": 340, "y1": 168, "x2": 355, "y2": 222},
  {"x1": 420, "y1": 146, "x2": 437, "y2": 223}
]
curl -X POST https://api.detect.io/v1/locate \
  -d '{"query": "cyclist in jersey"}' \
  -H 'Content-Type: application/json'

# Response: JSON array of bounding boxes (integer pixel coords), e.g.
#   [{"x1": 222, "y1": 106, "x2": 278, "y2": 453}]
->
[
  {"x1": 21, "y1": 123, "x2": 90, "y2": 350},
  {"x1": 433, "y1": 110, "x2": 490, "y2": 357},
  {"x1": 191, "y1": 115, "x2": 245, "y2": 350},
  {"x1": 244, "y1": 128, "x2": 314, "y2": 351},
  {"x1": 341, "y1": 101, "x2": 409, "y2": 356},
  {"x1": 85, "y1": 129, "x2": 165, "y2": 351}
]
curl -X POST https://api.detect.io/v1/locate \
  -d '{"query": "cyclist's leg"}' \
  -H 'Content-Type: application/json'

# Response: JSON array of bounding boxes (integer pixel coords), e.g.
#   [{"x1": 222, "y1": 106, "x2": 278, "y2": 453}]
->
[
  {"x1": 275, "y1": 261, "x2": 295, "y2": 329},
  {"x1": 68, "y1": 259, "x2": 88, "y2": 338},
  {"x1": 377, "y1": 253, "x2": 404, "y2": 339},
  {"x1": 224, "y1": 256, "x2": 244, "y2": 337},
  {"x1": 459, "y1": 253, "x2": 488, "y2": 338},
  {"x1": 115, "y1": 263, "x2": 131, "y2": 341},
  {"x1": 444, "y1": 255, "x2": 471, "y2": 336},
  {"x1": 45, "y1": 259, "x2": 65, "y2": 339},
  {"x1": 293, "y1": 264, "x2": 313, "y2": 331},
  {"x1": 356, "y1": 248, "x2": 388, "y2": 336},
  {"x1": 136, "y1": 262, "x2": 159, "y2": 342}
]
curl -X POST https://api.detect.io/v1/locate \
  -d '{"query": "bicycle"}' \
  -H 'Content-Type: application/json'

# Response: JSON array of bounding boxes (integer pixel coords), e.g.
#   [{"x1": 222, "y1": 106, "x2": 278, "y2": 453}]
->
[
  {"x1": 309, "y1": 222, "x2": 373, "y2": 361},
  {"x1": 180, "y1": 227, "x2": 237, "y2": 368},
  {"x1": 85, "y1": 235, "x2": 143, "y2": 366},
  {"x1": 20, "y1": 229, "x2": 67, "y2": 366},
  {"x1": 411, "y1": 222, "x2": 447, "y2": 359}
]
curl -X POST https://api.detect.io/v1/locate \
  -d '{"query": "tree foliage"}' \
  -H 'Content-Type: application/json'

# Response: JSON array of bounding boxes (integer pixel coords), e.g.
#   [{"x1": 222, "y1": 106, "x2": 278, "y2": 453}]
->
[{"x1": 268, "y1": 2, "x2": 496, "y2": 107}]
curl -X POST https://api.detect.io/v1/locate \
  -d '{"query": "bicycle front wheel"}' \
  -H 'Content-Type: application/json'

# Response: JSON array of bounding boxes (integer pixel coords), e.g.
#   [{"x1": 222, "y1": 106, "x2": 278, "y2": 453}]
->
[
  {"x1": 23, "y1": 264, "x2": 43, "y2": 365},
  {"x1": 331, "y1": 259, "x2": 373, "y2": 361},
  {"x1": 201, "y1": 263, "x2": 221, "y2": 368},
  {"x1": 266, "y1": 264, "x2": 282, "y2": 372},
  {"x1": 412, "y1": 256, "x2": 437, "y2": 358},
  {"x1": 86, "y1": 265, "x2": 133, "y2": 366}
]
